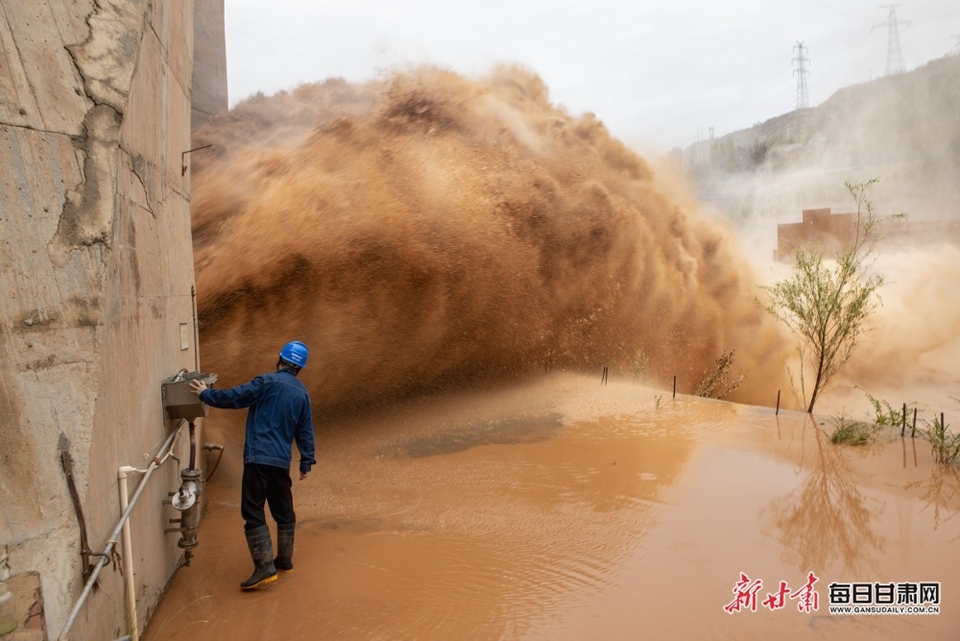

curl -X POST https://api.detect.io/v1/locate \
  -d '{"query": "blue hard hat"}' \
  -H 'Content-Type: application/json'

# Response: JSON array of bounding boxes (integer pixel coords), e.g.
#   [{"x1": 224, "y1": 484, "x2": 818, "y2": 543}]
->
[{"x1": 279, "y1": 341, "x2": 309, "y2": 368}]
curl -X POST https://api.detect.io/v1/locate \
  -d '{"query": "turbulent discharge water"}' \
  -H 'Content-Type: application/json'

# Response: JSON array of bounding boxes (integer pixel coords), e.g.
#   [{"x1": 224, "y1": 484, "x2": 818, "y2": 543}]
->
[{"x1": 189, "y1": 66, "x2": 793, "y2": 416}]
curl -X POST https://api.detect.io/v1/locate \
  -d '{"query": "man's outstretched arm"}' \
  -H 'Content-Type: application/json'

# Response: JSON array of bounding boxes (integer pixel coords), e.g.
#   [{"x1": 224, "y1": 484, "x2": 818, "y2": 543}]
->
[{"x1": 190, "y1": 377, "x2": 265, "y2": 409}]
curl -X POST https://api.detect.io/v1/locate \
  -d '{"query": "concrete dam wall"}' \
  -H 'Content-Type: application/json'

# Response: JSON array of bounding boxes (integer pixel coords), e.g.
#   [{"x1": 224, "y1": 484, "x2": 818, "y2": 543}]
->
[{"x1": 0, "y1": 1, "x2": 225, "y2": 639}]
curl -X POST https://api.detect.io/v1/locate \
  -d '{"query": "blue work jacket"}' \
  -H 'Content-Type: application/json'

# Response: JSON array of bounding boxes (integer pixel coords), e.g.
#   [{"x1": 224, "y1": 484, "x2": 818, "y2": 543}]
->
[{"x1": 199, "y1": 369, "x2": 316, "y2": 473}]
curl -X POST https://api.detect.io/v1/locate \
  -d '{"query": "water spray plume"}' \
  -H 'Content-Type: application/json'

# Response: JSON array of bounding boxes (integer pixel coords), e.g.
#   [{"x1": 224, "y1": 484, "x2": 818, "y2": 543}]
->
[{"x1": 190, "y1": 66, "x2": 791, "y2": 415}]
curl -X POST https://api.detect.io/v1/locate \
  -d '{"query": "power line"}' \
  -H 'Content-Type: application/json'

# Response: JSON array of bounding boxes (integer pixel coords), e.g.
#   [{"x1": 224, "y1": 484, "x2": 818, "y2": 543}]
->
[
  {"x1": 675, "y1": 3, "x2": 959, "y2": 146},
  {"x1": 873, "y1": 4, "x2": 911, "y2": 75},
  {"x1": 793, "y1": 41, "x2": 810, "y2": 109}
]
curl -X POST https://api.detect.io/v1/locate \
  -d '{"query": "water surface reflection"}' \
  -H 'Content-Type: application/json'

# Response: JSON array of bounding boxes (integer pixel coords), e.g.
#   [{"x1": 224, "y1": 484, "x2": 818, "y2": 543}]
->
[{"x1": 766, "y1": 420, "x2": 886, "y2": 576}]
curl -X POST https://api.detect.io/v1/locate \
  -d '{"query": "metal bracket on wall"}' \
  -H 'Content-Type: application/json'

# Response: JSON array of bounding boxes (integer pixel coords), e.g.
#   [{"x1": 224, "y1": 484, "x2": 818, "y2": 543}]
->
[
  {"x1": 181, "y1": 144, "x2": 213, "y2": 176},
  {"x1": 60, "y1": 451, "x2": 103, "y2": 581}
]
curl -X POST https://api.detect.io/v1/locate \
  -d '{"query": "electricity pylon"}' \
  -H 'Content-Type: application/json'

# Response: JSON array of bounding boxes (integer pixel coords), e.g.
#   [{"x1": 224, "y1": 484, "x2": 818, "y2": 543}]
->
[
  {"x1": 873, "y1": 5, "x2": 911, "y2": 75},
  {"x1": 793, "y1": 41, "x2": 810, "y2": 109}
]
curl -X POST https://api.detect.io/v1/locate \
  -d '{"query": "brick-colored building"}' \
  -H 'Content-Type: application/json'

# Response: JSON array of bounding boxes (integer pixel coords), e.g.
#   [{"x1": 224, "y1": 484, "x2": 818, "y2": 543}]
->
[{"x1": 776, "y1": 208, "x2": 960, "y2": 261}]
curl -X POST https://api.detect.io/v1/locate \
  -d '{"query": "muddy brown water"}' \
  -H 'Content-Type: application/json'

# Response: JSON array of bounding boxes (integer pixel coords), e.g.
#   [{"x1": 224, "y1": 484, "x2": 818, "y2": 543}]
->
[{"x1": 144, "y1": 373, "x2": 960, "y2": 640}]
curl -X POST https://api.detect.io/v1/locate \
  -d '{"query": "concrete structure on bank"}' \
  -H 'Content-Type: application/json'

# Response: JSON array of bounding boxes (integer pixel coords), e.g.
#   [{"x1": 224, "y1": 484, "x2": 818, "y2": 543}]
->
[
  {"x1": 0, "y1": 1, "x2": 226, "y2": 639},
  {"x1": 191, "y1": 0, "x2": 227, "y2": 129},
  {"x1": 775, "y1": 207, "x2": 960, "y2": 261}
]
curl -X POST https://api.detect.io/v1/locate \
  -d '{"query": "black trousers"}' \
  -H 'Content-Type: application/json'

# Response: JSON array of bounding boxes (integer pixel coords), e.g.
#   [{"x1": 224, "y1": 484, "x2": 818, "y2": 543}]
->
[{"x1": 241, "y1": 463, "x2": 296, "y2": 531}]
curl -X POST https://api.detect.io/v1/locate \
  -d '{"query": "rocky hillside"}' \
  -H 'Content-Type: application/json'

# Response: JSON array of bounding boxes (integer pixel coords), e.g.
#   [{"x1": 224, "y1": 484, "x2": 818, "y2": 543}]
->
[{"x1": 684, "y1": 54, "x2": 960, "y2": 233}]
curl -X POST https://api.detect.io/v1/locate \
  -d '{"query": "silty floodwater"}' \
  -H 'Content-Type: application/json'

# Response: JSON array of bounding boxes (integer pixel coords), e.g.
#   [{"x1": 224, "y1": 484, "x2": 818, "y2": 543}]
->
[
  {"x1": 146, "y1": 374, "x2": 960, "y2": 640},
  {"x1": 145, "y1": 66, "x2": 960, "y2": 639}
]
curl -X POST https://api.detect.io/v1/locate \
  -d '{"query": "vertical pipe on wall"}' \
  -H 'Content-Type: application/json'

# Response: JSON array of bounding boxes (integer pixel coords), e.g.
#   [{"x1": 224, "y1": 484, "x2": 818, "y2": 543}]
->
[
  {"x1": 118, "y1": 467, "x2": 142, "y2": 641},
  {"x1": 191, "y1": 285, "x2": 200, "y2": 372},
  {"x1": 58, "y1": 425, "x2": 182, "y2": 641}
]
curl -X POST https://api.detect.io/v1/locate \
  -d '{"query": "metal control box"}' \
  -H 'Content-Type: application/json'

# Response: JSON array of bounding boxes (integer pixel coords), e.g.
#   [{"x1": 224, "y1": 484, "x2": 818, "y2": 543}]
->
[{"x1": 161, "y1": 371, "x2": 218, "y2": 421}]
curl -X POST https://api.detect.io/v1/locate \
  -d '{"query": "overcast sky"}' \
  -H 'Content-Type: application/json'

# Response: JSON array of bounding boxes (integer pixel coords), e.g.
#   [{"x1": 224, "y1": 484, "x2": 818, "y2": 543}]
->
[{"x1": 224, "y1": 0, "x2": 960, "y2": 152}]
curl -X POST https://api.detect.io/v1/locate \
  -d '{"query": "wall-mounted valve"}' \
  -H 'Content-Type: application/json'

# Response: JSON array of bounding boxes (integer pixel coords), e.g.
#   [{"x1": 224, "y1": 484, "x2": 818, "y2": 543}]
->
[
  {"x1": 166, "y1": 467, "x2": 202, "y2": 565},
  {"x1": 172, "y1": 469, "x2": 200, "y2": 512},
  {"x1": 161, "y1": 370, "x2": 217, "y2": 566}
]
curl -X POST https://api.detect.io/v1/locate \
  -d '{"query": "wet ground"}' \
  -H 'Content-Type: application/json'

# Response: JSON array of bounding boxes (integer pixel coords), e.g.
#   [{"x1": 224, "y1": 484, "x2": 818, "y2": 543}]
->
[{"x1": 144, "y1": 372, "x2": 960, "y2": 640}]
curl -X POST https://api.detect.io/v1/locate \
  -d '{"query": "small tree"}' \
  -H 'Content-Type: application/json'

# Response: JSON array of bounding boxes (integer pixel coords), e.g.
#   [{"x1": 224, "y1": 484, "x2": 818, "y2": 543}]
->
[
  {"x1": 695, "y1": 350, "x2": 744, "y2": 400},
  {"x1": 760, "y1": 179, "x2": 892, "y2": 413}
]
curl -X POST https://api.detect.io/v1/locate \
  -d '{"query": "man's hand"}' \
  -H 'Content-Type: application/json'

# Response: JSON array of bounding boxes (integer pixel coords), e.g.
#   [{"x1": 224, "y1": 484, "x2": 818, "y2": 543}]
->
[
  {"x1": 299, "y1": 470, "x2": 309, "y2": 481},
  {"x1": 190, "y1": 379, "x2": 208, "y2": 395}
]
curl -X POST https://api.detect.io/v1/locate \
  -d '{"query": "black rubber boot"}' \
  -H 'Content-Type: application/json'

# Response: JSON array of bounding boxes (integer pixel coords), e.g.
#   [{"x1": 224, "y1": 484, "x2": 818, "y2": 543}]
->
[
  {"x1": 275, "y1": 522, "x2": 295, "y2": 571},
  {"x1": 240, "y1": 525, "x2": 278, "y2": 590}
]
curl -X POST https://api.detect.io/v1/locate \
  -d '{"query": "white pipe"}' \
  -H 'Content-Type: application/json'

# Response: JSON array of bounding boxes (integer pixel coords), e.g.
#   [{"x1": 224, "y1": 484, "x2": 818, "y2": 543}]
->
[
  {"x1": 58, "y1": 424, "x2": 183, "y2": 641},
  {"x1": 117, "y1": 424, "x2": 183, "y2": 641},
  {"x1": 119, "y1": 467, "x2": 140, "y2": 641}
]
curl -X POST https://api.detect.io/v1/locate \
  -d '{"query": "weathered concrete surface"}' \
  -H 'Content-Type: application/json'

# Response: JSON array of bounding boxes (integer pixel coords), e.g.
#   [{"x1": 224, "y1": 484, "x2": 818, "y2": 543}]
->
[
  {"x1": 2, "y1": 571, "x2": 45, "y2": 640},
  {"x1": 0, "y1": 1, "x2": 204, "y2": 639}
]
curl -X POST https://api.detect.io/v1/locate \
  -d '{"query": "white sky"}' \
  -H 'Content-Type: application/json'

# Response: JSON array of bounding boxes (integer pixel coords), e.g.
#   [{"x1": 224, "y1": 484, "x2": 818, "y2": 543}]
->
[{"x1": 224, "y1": 0, "x2": 960, "y2": 152}]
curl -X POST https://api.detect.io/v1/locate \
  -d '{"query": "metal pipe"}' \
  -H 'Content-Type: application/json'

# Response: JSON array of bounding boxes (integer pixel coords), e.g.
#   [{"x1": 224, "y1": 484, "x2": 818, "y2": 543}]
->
[
  {"x1": 58, "y1": 424, "x2": 182, "y2": 641},
  {"x1": 170, "y1": 468, "x2": 202, "y2": 565},
  {"x1": 191, "y1": 285, "x2": 200, "y2": 372},
  {"x1": 188, "y1": 422, "x2": 197, "y2": 471},
  {"x1": 203, "y1": 444, "x2": 224, "y2": 481}
]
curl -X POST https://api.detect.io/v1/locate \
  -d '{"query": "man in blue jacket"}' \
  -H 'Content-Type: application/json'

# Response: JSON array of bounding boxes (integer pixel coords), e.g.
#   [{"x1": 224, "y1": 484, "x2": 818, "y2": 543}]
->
[{"x1": 190, "y1": 340, "x2": 316, "y2": 590}]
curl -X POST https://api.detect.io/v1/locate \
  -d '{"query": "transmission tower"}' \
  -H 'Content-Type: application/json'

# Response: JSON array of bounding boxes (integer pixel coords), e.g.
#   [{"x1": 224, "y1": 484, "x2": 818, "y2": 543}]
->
[
  {"x1": 793, "y1": 41, "x2": 810, "y2": 110},
  {"x1": 873, "y1": 5, "x2": 911, "y2": 75}
]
